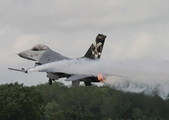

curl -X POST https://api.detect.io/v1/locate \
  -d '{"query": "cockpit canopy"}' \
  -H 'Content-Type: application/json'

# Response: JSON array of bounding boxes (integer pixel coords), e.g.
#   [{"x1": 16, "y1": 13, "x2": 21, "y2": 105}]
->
[{"x1": 31, "y1": 44, "x2": 50, "y2": 51}]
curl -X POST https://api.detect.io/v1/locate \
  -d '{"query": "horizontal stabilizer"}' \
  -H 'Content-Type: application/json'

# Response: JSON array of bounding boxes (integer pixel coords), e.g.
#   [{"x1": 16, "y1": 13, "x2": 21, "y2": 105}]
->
[
  {"x1": 8, "y1": 68, "x2": 27, "y2": 73},
  {"x1": 65, "y1": 74, "x2": 89, "y2": 81}
]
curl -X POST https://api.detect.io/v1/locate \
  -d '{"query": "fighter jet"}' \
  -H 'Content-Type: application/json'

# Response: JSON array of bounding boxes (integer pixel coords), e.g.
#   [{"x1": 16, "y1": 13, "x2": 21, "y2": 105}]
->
[{"x1": 8, "y1": 34, "x2": 107, "y2": 86}]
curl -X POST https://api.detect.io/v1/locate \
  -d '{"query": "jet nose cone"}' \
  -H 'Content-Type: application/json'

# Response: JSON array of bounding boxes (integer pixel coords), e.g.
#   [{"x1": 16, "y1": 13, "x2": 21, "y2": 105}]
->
[
  {"x1": 18, "y1": 52, "x2": 24, "y2": 57},
  {"x1": 17, "y1": 50, "x2": 37, "y2": 61}
]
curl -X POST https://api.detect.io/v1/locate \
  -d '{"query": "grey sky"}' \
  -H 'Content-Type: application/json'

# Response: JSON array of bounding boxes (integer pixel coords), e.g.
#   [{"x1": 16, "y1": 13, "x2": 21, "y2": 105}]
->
[{"x1": 1, "y1": 0, "x2": 169, "y2": 85}]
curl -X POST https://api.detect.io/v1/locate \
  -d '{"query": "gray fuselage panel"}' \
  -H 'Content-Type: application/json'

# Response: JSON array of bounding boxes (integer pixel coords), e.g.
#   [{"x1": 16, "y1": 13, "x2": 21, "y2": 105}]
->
[{"x1": 37, "y1": 49, "x2": 70, "y2": 64}]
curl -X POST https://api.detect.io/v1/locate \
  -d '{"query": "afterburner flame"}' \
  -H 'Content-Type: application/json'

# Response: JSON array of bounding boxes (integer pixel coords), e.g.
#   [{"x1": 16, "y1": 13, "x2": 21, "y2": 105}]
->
[{"x1": 98, "y1": 74, "x2": 107, "y2": 82}]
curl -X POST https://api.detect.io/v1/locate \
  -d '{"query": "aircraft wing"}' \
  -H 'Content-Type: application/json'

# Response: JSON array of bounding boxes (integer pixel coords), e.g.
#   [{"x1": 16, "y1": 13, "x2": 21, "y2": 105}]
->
[{"x1": 65, "y1": 74, "x2": 89, "y2": 81}]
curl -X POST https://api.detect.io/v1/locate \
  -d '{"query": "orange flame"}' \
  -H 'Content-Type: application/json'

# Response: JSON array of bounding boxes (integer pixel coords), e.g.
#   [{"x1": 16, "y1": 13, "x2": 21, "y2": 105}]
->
[{"x1": 98, "y1": 74, "x2": 107, "y2": 82}]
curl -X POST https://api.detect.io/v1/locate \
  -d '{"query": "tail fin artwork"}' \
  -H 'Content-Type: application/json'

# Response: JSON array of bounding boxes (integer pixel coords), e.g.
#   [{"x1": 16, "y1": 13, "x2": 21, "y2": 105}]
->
[{"x1": 84, "y1": 34, "x2": 106, "y2": 59}]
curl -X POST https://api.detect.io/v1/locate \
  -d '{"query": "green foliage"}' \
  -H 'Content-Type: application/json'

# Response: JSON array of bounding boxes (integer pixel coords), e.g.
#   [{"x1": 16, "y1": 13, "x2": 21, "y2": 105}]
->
[
  {"x1": 0, "y1": 82, "x2": 44, "y2": 120},
  {"x1": 36, "y1": 82, "x2": 169, "y2": 120},
  {"x1": 1, "y1": 81, "x2": 169, "y2": 120}
]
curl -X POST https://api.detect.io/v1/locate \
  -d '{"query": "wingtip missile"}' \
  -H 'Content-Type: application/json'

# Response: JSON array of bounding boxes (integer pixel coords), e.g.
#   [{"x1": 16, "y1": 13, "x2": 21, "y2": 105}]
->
[{"x1": 8, "y1": 68, "x2": 27, "y2": 73}]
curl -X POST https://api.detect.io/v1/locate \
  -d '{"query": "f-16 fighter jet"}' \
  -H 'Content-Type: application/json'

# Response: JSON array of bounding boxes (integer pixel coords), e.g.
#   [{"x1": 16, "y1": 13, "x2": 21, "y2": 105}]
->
[{"x1": 9, "y1": 34, "x2": 107, "y2": 86}]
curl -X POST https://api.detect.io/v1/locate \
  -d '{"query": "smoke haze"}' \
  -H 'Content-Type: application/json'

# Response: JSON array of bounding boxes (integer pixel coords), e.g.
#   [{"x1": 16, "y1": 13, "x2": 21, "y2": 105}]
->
[{"x1": 28, "y1": 58, "x2": 169, "y2": 100}]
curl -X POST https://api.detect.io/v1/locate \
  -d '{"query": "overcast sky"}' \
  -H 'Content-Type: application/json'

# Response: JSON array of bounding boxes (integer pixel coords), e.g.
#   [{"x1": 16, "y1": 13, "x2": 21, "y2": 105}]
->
[{"x1": 1, "y1": 0, "x2": 169, "y2": 86}]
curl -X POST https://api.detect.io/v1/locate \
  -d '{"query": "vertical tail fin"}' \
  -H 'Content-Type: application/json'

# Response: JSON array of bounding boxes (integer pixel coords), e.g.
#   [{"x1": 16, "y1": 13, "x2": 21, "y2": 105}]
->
[{"x1": 84, "y1": 34, "x2": 106, "y2": 59}]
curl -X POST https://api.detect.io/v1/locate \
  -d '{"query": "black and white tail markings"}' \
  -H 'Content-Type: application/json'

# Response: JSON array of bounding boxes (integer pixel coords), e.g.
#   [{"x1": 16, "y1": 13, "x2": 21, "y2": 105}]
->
[
  {"x1": 84, "y1": 34, "x2": 106, "y2": 59},
  {"x1": 91, "y1": 41, "x2": 103, "y2": 58}
]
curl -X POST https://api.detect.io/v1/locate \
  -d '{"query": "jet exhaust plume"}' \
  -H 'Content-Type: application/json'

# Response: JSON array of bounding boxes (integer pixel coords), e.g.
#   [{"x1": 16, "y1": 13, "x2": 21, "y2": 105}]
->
[{"x1": 28, "y1": 58, "x2": 169, "y2": 100}]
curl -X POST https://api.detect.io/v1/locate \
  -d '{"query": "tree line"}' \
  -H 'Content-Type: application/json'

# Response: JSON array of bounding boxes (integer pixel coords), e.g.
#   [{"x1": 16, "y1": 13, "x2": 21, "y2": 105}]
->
[{"x1": 0, "y1": 82, "x2": 169, "y2": 120}]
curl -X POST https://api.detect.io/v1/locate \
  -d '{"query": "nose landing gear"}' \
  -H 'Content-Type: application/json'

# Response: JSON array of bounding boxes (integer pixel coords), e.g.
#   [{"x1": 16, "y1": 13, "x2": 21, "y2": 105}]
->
[{"x1": 49, "y1": 78, "x2": 52, "y2": 85}]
